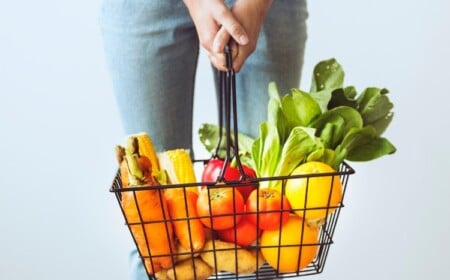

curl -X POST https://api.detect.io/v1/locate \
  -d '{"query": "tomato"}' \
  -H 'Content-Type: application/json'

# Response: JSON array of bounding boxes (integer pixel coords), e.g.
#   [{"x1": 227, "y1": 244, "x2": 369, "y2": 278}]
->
[
  {"x1": 260, "y1": 214, "x2": 319, "y2": 273},
  {"x1": 201, "y1": 158, "x2": 257, "y2": 200},
  {"x1": 285, "y1": 161, "x2": 343, "y2": 221},
  {"x1": 216, "y1": 215, "x2": 260, "y2": 247},
  {"x1": 246, "y1": 188, "x2": 291, "y2": 230},
  {"x1": 196, "y1": 187, "x2": 245, "y2": 230}
]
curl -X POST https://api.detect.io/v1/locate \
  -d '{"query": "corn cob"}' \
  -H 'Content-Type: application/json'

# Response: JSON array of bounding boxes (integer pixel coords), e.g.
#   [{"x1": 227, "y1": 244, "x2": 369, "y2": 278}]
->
[
  {"x1": 158, "y1": 149, "x2": 196, "y2": 185},
  {"x1": 129, "y1": 132, "x2": 160, "y2": 173}
]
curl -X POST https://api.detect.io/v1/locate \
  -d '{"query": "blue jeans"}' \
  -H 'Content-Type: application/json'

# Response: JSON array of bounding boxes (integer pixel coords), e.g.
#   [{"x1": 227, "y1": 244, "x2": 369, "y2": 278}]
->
[{"x1": 100, "y1": 0, "x2": 308, "y2": 278}]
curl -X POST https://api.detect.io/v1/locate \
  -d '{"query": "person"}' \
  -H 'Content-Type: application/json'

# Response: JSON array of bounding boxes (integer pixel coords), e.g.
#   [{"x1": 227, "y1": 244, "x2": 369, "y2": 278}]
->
[{"x1": 99, "y1": 0, "x2": 308, "y2": 278}]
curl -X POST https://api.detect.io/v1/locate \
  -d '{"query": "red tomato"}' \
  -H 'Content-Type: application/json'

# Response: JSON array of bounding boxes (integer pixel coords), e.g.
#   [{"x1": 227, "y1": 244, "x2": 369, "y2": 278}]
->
[
  {"x1": 201, "y1": 158, "x2": 257, "y2": 200},
  {"x1": 196, "y1": 187, "x2": 245, "y2": 230},
  {"x1": 216, "y1": 215, "x2": 261, "y2": 247},
  {"x1": 246, "y1": 188, "x2": 291, "y2": 230}
]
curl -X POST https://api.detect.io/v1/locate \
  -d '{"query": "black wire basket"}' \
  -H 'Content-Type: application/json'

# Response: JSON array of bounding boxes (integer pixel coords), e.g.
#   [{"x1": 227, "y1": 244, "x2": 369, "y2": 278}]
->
[
  {"x1": 110, "y1": 160, "x2": 354, "y2": 280},
  {"x1": 110, "y1": 46, "x2": 355, "y2": 279}
]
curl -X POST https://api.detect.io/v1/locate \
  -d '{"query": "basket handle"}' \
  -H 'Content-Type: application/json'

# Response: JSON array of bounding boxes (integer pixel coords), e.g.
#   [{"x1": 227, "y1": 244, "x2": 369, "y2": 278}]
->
[{"x1": 212, "y1": 45, "x2": 248, "y2": 182}]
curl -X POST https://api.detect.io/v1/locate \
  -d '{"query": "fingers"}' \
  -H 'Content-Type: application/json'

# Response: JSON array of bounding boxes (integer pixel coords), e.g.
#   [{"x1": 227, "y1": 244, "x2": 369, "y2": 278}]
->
[
  {"x1": 213, "y1": 7, "x2": 249, "y2": 46},
  {"x1": 208, "y1": 52, "x2": 227, "y2": 72},
  {"x1": 184, "y1": 1, "x2": 248, "y2": 71},
  {"x1": 209, "y1": 39, "x2": 239, "y2": 71},
  {"x1": 232, "y1": 52, "x2": 246, "y2": 73},
  {"x1": 208, "y1": 7, "x2": 247, "y2": 71},
  {"x1": 212, "y1": 27, "x2": 231, "y2": 53},
  {"x1": 209, "y1": 27, "x2": 230, "y2": 71},
  {"x1": 211, "y1": 39, "x2": 249, "y2": 73}
]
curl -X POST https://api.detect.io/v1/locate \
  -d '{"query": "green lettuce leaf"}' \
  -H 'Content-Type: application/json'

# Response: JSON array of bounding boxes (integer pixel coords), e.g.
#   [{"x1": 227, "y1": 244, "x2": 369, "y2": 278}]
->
[
  {"x1": 310, "y1": 106, "x2": 363, "y2": 149},
  {"x1": 198, "y1": 123, "x2": 254, "y2": 166},
  {"x1": 281, "y1": 88, "x2": 322, "y2": 128},
  {"x1": 274, "y1": 126, "x2": 317, "y2": 177},
  {"x1": 310, "y1": 58, "x2": 345, "y2": 92},
  {"x1": 267, "y1": 82, "x2": 289, "y2": 144},
  {"x1": 335, "y1": 126, "x2": 397, "y2": 162},
  {"x1": 328, "y1": 86, "x2": 358, "y2": 109},
  {"x1": 251, "y1": 122, "x2": 281, "y2": 179},
  {"x1": 357, "y1": 87, "x2": 394, "y2": 135},
  {"x1": 309, "y1": 58, "x2": 345, "y2": 112}
]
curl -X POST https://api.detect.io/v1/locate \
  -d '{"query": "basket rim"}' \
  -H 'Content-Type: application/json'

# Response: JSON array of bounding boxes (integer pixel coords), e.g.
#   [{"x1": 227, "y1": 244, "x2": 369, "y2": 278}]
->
[{"x1": 110, "y1": 161, "x2": 355, "y2": 193}]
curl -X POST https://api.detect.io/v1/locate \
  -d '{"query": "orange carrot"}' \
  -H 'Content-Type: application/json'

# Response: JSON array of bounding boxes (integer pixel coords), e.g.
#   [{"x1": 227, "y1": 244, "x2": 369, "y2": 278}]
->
[
  {"x1": 117, "y1": 137, "x2": 177, "y2": 274},
  {"x1": 122, "y1": 188, "x2": 176, "y2": 273},
  {"x1": 165, "y1": 189, "x2": 206, "y2": 253}
]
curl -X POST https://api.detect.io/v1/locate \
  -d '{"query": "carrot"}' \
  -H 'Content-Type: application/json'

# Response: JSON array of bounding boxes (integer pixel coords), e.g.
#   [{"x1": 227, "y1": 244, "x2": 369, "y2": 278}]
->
[
  {"x1": 117, "y1": 136, "x2": 177, "y2": 274},
  {"x1": 122, "y1": 188, "x2": 176, "y2": 273},
  {"x1": 165, "y1": 189, "x2": 206, "y2": 253}
]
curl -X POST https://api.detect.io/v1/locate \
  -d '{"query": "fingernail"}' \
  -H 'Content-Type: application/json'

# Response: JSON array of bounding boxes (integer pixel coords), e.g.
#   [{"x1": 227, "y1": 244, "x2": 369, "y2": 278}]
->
[{"x1": 239, "y1": 35, "x2": 249, "y2": 45}]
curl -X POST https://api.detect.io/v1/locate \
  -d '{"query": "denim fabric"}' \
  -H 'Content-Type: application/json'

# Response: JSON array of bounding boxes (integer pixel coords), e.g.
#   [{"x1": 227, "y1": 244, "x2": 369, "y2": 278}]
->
[
  {"x1": 100, "y1": 0, "x2": 308, "y2": 279},
  {"x1": 100, "y1": 0, "x2": 199, "y2": 152}
]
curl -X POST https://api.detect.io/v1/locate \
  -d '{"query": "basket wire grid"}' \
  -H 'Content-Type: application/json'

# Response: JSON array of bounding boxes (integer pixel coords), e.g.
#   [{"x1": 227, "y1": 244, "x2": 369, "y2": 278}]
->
[
  {"x1": 109, "y1": 46, "x2": 355, "y2": 279},
  {"x1": 110, "y1": 161, "x2": 354, "y2": 279}
]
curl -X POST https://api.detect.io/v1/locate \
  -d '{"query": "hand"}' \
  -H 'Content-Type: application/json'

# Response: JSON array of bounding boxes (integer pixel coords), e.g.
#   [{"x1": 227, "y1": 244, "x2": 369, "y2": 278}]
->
[
  {"x1": 212, "y1": 0, "x2": 273, "y2": 72},
  {"x1": 183, "y1": 0, "x2": 249, "y2": 71}
]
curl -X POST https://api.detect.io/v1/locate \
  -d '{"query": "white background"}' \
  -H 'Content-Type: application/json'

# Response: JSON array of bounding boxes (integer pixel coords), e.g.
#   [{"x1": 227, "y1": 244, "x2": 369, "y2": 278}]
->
[{"x1": 1, "y1": 0, "x2": 449, "y2": 279}]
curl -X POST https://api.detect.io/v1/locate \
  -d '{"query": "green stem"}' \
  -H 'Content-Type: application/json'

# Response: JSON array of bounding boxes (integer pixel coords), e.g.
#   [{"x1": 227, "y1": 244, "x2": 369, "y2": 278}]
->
[{"x1": 125, "y1": 137, "x2": 146, "y2": 186}]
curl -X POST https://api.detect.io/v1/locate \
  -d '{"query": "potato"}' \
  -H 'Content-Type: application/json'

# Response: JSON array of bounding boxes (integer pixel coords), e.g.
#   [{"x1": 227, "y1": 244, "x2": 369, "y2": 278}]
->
[
  {"x1": 166, "y1": 258, "x2": 213, "y2": 280},
  {"x1": 154, "y1": 269, "x2": 169, "y2": 280},
  {"x1": 174, "y1": 242, "x2": 200, "y2": 263},
  {"x1": 200, "y1": 240, "x2": 265, "y2": 275}
]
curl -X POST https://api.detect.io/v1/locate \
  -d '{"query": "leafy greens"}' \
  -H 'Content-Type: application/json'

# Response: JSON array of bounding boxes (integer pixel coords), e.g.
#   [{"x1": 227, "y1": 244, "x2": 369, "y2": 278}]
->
[{"x1": 198, "y1": 58, "x2": 396, "y2": 181}]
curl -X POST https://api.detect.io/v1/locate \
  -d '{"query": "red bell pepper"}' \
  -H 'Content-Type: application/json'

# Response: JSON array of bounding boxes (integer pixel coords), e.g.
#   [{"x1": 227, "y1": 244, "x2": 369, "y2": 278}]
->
[{"x1": 201, "y1": 158, "x2": 257, "y2": 200}]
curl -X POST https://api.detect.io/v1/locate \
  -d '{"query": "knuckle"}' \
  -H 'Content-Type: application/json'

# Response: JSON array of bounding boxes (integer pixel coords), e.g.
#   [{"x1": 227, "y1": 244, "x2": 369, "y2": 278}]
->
[
  {"x1": 215, "y1": 7, "x2": 229, "y2": 20},
  {"x1": 199, "y1": 36, "x2": 214, "y2": 51}
]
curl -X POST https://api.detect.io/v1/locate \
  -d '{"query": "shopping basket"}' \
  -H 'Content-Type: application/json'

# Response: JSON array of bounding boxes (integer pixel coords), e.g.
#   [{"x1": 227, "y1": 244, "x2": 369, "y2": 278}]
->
[{"x1": 110, "y1": 47, "x2": 355, "y2": 279}]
